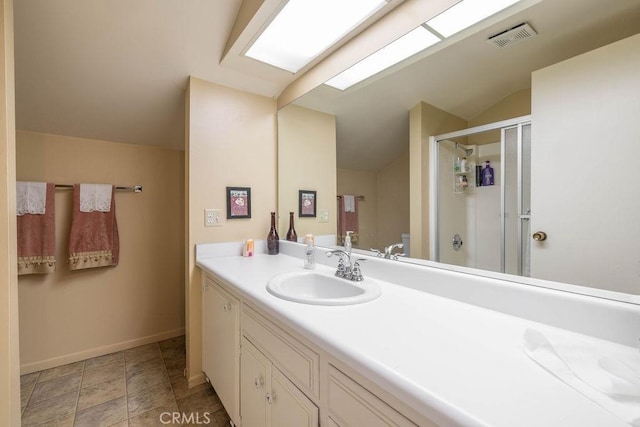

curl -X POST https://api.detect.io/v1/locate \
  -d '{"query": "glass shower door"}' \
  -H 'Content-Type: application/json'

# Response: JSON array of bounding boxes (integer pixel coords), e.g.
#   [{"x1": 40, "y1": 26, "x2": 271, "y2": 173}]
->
[
  {"x1": 433, "y1": 117, "x2": 531, "y2": 277},
  {"x1": 502, "y1": 123, "x2": 531, "y2": 276}
]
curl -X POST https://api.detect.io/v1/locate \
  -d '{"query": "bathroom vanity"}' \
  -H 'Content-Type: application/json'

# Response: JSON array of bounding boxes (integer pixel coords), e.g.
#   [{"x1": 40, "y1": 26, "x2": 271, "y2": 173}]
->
[{"x1": 197, "y1": 241, "x2": 640, "y2": 427}]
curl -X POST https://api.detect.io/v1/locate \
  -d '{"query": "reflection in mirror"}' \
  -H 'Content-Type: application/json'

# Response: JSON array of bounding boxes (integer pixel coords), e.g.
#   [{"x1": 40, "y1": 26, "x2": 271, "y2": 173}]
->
[{"x1": 278, "y1": 0, "x2": 640, "y2": 301}]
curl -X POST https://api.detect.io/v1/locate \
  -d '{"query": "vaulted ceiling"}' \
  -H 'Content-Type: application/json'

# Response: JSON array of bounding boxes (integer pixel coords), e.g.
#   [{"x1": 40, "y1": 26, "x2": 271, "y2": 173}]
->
[{"x1": 13, "y1": 0, "x2": 640, "y2": 171}]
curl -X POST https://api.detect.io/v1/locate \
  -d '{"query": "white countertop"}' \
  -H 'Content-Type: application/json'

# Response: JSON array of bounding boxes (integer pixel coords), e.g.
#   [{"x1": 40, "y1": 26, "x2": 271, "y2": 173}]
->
[{"x1": 197, "y1": 250, "x2": 639, "y2": 427}]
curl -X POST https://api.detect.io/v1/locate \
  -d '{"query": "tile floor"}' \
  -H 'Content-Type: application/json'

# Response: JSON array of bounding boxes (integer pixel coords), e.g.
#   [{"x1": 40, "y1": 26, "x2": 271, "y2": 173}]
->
[{"x1": 20, "y1": 335, "x2": 231, "y2": 426}]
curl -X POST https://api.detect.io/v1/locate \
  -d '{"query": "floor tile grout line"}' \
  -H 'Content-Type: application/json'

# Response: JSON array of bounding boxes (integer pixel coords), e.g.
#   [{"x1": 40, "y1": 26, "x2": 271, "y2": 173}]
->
[
  {"x1": 71, "y1": 361, "x2": 86, "y2": 426},
  {"x1": 21, "y1": 370, "x2": 40, "y2": 417},
  {"x1": 124, "y1": 349, "x2": 130, "y2": 423}
]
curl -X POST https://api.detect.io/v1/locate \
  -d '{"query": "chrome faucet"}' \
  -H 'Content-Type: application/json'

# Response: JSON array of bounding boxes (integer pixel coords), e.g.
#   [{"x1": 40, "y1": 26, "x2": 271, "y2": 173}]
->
[
  {"x1": 326, "y1": 250, "x2": 366, "y2": 281},
  {"x1": 371, "y1": 243, "x2": 405, "y2": 260}
]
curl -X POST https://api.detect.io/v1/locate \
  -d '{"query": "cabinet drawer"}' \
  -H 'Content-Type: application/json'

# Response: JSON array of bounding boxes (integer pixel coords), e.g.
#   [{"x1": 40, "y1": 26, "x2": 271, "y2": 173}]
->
[
  {"x1": 328, "y1": 365, "x2": 418, "y2": 427},
  {"x1": 242, "y1": 306, "x2": 319, "y2": 399}
]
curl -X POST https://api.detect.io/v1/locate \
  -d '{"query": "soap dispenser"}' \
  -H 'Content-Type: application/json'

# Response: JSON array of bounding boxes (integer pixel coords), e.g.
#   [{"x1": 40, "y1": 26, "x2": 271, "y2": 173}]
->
[
  {"x1": 304, "y1": 234, "x2": 316, "y2": 270},
  {"x1": 344, "y1": 231, "x2": 353, "y2": 255}
]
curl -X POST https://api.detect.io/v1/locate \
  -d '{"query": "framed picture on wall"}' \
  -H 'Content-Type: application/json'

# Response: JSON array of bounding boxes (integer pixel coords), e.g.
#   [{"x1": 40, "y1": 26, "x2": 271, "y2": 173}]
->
[
  {"x1": 226, "y1": 187, "x2": 251, "y2": 219},
  {"x1": 299, "y1": 190, "x2": 316, "y2": 217}
]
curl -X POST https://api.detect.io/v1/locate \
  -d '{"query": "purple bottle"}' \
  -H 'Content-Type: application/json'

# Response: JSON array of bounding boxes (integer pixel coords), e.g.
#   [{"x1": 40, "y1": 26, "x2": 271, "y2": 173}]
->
[{"x1": 482, "y1": 161, "x2": 494, "y2": 186}]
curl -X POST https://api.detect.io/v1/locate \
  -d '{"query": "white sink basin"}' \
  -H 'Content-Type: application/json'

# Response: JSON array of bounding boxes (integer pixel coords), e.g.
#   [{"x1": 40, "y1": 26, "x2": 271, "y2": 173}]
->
[{"x1": 266, "y1": 270, "x2": 382, "y2": 306}]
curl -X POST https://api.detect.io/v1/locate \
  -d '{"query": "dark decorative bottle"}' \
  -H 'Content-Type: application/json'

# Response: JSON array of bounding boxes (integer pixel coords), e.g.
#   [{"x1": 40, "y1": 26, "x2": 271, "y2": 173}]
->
[
  {"x1": 286, "y1": 212, "x2": 297, "y2": 242},
  {"x1": 267, "y1": 212, "x2": 279, "y2": 255}
]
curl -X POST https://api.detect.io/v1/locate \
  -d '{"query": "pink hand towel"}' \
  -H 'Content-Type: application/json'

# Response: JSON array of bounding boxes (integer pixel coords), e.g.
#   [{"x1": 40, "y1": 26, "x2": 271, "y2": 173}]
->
[
  {"x1": 68, "y1": 184, "x2": 119, "y2": 270},
  {"x1": 338, "y1": 195, "x2": 359, "y2": 244},
  {"x1": 17, "y1": 182, "x2": 56, "y2": 274}
]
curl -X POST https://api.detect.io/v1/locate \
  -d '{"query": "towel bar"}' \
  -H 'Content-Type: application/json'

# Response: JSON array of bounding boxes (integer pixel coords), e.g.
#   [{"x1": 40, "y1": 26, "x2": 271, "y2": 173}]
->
[{"x1": 54, "y1": 184, "x2": 142, "y2": 193}]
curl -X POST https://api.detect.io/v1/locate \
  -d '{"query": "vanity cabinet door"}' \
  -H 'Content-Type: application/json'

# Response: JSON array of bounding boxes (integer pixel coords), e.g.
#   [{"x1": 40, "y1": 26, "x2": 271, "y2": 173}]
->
[
  {"x1": 240, "y1": 338, "x2": 270, "y2": 427},
  {"x1": 202, "y1": 276, "x2": 240, "y2": 425},
  {"x1": 270, "y1": 367, "x2": 318, "y2": 427},
  {"x1": 241, "y1": 337, "x2": 318, "y2": 427}
]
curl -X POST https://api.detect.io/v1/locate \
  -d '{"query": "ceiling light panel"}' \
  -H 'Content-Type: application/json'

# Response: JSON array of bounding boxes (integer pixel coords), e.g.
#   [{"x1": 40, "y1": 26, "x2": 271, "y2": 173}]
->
[
  {"x1": 426, "y1": 0, "x2": 520, "y2": 38},
  {"x1": 246, "y1": 0, "x2": 388, "y2": 73},
  {"x1": 325, "y1": 26, "x2": 440, "y2": 90}
]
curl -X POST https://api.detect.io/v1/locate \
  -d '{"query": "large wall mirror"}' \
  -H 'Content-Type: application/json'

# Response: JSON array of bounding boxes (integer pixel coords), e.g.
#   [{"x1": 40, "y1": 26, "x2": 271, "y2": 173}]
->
[{"x1": 278, "y1": 0, "x2": 640, "y2": 303}]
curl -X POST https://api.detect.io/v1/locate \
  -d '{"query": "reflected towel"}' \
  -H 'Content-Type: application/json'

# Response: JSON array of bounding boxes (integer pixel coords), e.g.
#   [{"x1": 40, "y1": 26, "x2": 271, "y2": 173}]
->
[
  {"x1": 17, "y1": 182, "x2": 56, "y2": 274},
  {"x1": 338, "y1": 195, "x2": 359, "y2": 245},
  {"x1": 523, "y1": 329, "x2": 640, "y2": 425},
  {"x1": 343, "y1": 195, "x2": 355, "y2": 213},
  {"x1": 69, "y1": 184, "x2": 119, "y2": 270}
]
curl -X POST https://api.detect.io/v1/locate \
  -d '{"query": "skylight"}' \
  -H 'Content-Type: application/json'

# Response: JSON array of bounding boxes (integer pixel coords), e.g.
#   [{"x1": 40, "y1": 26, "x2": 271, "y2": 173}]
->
[
  {"x1": 245, "y1": 0, "x2": 387, "y2": 73},
  {"x1": 325, "y1": 0, "x2": 522, "y2": 90},
  {"x1": 325, "y1": 27, "x2": 440, "y2": 90},
  {"x1": 426, "y1": 0, "x2": 520, "y2": 38}
]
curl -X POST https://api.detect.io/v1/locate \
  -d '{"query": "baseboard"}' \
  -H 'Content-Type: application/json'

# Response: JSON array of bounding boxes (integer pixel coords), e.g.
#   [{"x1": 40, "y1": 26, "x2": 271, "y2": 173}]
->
[
  {"x1": 188, "y1": 371, "x2": 207, "y2": 388},
  {"x1": 20, "y1": 327, "x2": 185, "y2": 375}
]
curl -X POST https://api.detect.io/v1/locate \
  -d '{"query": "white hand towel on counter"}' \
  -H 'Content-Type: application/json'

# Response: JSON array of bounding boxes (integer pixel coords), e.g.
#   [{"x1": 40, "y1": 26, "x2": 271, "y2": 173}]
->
[
  {"x1": 343, "y1": 195, "x2": 355, "y2": 212},
  {"x1": 16, "y1": 181, "x2": 47, "y2": 216},
  {"x1": 523, "y1": 328, "x2": 640, "y2": 426},
  {"x1": 79, "y1": 183, "x2": 113, "y2": 213}
]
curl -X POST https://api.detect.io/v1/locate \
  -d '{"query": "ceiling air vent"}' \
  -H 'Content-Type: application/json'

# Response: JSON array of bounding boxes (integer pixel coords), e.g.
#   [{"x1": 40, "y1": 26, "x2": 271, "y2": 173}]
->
[{"x1": 487, "y1": 23, "x2": 537, "y2": 48}]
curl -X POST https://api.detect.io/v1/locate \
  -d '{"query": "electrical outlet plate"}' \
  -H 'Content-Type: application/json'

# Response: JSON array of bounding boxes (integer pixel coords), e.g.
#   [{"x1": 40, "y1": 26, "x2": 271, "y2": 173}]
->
[{"x1": 205, "y1": 209, "x2": 222, "y2": 227}]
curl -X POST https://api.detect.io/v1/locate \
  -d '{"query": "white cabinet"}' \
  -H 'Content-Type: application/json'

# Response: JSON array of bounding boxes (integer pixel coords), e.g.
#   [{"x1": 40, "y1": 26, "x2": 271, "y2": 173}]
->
[
  {"x1": 202, "y1": 275, "x2": 240, "y2": 425},
  {"x1": 241, "y1": 337, "x2": 318, "y2": 427}
]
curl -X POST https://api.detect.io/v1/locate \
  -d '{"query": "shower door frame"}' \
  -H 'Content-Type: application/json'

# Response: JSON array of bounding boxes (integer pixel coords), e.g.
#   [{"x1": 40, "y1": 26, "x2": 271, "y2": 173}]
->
[{"x1": 429, "y1": 115, "x2": 531, "y2": 274}]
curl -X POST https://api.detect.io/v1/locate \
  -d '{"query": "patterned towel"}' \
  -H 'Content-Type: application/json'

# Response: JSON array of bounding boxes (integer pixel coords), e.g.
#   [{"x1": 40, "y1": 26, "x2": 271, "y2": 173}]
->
[
  {"x1": 17, "y1": 182, "x2": 56, "y2": 274},
  {"x1": 69, "y1": 184, "x2": 119, "y2": 270}
]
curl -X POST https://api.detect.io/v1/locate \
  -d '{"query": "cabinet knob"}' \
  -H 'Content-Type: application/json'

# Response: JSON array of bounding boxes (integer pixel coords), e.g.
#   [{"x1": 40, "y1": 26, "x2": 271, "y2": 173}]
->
[
  {"x1": 532, "y1": 231, "x2": 547, "y2": 241},
  {"x1": 222, "y1": 303, "x2": 231, "y2": 312},
  {"x1": 266, "y1": 391, "x2": 276, "y2": 404},
  {"x1": 254, "y1": 377, "x2": 264, "y2": 389}
]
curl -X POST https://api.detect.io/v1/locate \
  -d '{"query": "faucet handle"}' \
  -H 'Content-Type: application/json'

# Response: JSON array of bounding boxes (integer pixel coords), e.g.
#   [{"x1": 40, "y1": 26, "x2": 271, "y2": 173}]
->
[
  {"x1": 351, "y1": 259, "x2": 366, "y2": 282},
  {"x1": 392, "y1": 253, "x2": 406, "y2": 260},
  {"x1": 334, "y1": 257, "x2": 347, "y2": 278},
  {"x1": 370, "y1": 248, "x2": 383, "y2": 258}
]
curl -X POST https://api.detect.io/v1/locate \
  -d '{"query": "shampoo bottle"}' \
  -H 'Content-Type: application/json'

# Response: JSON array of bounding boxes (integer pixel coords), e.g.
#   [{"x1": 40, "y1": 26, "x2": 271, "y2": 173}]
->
[{"x1": 482, "y1": 160, "x2": 495, "y2": 186}]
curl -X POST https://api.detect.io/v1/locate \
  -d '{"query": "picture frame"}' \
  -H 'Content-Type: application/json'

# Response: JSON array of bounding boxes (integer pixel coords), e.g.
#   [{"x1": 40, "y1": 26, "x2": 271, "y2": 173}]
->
[
  {"x1": 226, "y1": 187, "x2": 251, "y2": 219},
  {"x1": 298, "y1": 190, "x2": 317, "y2": 217}
]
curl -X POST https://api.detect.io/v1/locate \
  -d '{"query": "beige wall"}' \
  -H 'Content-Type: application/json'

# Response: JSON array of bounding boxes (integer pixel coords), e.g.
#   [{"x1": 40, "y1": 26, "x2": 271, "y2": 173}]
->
[
  {"x1": 376, "y1": 151, "x2": 410, "y2": 250},
  {"x1": 337, "y1": 150, "x2": 410, "y2": 252},
  {"x1": 468, "y1": 88, "x2": 531, "y2": 128},
  {"x1": 277, "y1": 104, "x2": 337, "y2": 238},
  {"x1": 409, "y1": 101, "x2": 467, "y2": 260},
  {"x1": 0, "y1": 0, "x2": 19, "y2": 423},
  {"x1": 16, "y1": 131, "x2": 185, "y2": 372},
  {"x1": 337, "y1": 168, "x2": 377, "y2": 250},
  {"x1": 186, "y1": 77, "x2": 276, "y2": 385}
]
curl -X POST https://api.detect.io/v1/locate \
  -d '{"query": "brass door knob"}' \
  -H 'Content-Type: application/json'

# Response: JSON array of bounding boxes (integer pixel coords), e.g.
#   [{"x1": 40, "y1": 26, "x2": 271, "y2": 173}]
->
[{"x1": 532, "y1": 231, "x2": 547, "y2": 241}]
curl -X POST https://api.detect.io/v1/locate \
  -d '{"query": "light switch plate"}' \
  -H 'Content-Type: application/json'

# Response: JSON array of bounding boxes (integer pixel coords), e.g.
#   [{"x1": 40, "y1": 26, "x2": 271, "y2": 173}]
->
[
  {"x1": 318, "y1": 209, "x2": 329, "y2": 223},
  {"x1": 205, "y1": 209, "x2": 222, "y2": 227}
]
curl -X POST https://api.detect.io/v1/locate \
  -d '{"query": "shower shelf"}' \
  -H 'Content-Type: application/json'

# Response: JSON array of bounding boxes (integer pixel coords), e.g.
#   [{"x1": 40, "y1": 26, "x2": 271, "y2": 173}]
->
[{"x1": 453, "y1": 162, "x2": 474, "y2": 193}]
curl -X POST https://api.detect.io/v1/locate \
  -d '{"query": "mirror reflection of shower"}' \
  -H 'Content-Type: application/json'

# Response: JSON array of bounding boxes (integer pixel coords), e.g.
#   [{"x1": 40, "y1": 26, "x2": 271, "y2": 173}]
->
[
  {"x1": 455, "y1": 142, "x2": 474, "y2": 157},
  {"x1": 432, "y1": 117, "x2": 531, "y2": 277}
]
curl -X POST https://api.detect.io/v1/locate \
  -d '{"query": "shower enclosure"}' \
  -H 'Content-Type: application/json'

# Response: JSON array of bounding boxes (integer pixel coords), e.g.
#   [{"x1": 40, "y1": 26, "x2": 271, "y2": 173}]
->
[{"x1": 430, "y1": 116, "x2": 531, "y2": 276}]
